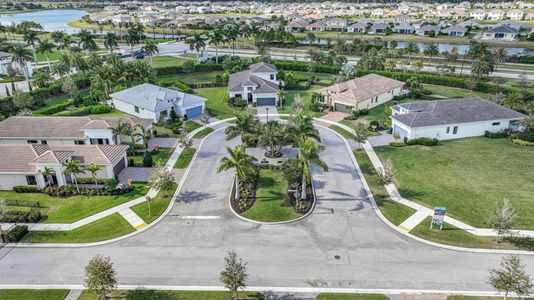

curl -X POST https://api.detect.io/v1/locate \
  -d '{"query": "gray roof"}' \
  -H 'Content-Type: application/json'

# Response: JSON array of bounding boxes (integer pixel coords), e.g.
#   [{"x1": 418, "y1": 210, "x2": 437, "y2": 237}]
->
[
  {"x1": 371, "y1": 22, "x2": 388, "y2": 30},
  {"x1": 487, "y1": 25, "x2": 518, "y2": 34},
  {"x1": 392, "y1": 98, "x2": 526, "y2": 128},
  {"x1": 349, "y1": 22, "x2": 367, "y2": 29},
  {"x1": 0, "y1": 51, "x2": 12, "y2": 59},
  {"x1": 110, "y1": 83, "x2": 205, "y2": 111},
  {"x1": 443, "y1": 25, "x2": 467, "y2": 33},
  {"x1": 228, "y1": 63, "x2": 279, "y2": 94},
  {"x1": 249, "y1": 62, "x2": 277, "y2": 73},
  {"x1": 393, "y1": 23, "x2": 415, "y2": 31}
]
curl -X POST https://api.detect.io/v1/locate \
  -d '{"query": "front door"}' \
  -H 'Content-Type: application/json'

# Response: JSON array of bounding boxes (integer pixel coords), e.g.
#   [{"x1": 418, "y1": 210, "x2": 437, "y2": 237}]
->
[{"x1": 247, "y1": 93, "x2": 253, "y2": 102}]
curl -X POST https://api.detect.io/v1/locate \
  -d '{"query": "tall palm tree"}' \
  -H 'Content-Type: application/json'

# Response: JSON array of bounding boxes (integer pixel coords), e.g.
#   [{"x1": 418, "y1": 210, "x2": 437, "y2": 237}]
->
[
  {"x1": 125, "y1": 27, "x2": 142, "y2": 58},
  {"x1": 188, "y1": 33, "x2": 206, "y2": 62},
  {"x1": 37, "y1": 38, "x2": 55, "y2": 71},
  {"x1": 258, "y1": 121, "x2": 285, "y2": 157},
  {"x1": 40, "y1": 166, "x2": 55, "y2": 189},
  {"x1": 103, "y1": 32, "x2": 118, "y2": 54},
  {"x1": 142, "y1": 40, "x2": 159, "y2": 67},
  {"x1": 86, "y1": 163, "x2": 102, "y2": 188},
  {"x1": 297, "y1": 137, "x2": 328, "y2": 199},
  {"x1": 9, "y1": 45, "x2": 32, "y2": 88},
  {"x1": 59, "y1": 34, "x2": 73, "y2": 53},
  {"x1": 23, "y1": 30, "x2": 39, "y2": 63},
  {"x1": 209, "y1": 30, "x2": 224, "y2": 64},
  {"x1": 78, "y1": 29, "x2": 97, "y2": 54},
  {"x1": 471, "y1": 58, "x2": 491, "y2": 78},
  {"x1": 134, "y1": 124, "x2": 152, "y2": 149},
  {"x1": 69, "y1": 52, "x2": 86, "y2": 74},
  {"x1": 225, "y1": 110, "x2": 260, "y2": 145},
  {"x1": 111, "y1": 120, "x2": 129, "y2": 144},
  {"x1": 492, "y1": 48, "x2": 508, "y2": 65},
  {"x1": 62, "y1": 160, "x2": 83, "y2": 193},
  {"x1": 217, "y1": 145, "x2": 255, "y2": 200},
  {"x1": 51, "y1": 31, "x2": 64, "y2": 45},
  {"x1": 404, "y1": 41, "x2": 419, "y2": 64},
  {"x1": 284, "y1": 112, "x2": 321, "y2": 143},
  {"x1": 423, "y1": 44, "x2": 439, "y2": 63}
]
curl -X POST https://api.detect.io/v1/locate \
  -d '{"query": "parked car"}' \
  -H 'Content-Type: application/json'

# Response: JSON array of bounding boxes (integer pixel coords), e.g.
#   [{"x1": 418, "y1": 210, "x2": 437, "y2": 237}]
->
[{"x1": 134, "y1": 51, "x2": 145, "y2": 59}]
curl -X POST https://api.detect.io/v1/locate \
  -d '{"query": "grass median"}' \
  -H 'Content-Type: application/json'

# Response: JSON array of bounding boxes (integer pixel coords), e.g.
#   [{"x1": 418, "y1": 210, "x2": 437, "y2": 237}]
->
[
  {"x1": 78, "y1": 290, "x2": 263, "y2": 300},
  {"x1": 131, "y1": 183, "x2": 178, "y2": 224},
  {"x1": 0, "y1": 289, "x2": 69, "y2": 300},
  {"x1": 174, "y1": 147, "x2": 197, "y2": 169}
]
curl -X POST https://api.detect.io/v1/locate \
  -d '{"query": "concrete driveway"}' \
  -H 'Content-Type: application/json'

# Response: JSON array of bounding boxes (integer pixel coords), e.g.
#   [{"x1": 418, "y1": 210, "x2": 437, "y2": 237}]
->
[
  {"x1": 0, "y1": 126, "x2": 533, "y2": 292},
  {"x1": 118, "y1": 167, "x2": 152, "y2": 183}
]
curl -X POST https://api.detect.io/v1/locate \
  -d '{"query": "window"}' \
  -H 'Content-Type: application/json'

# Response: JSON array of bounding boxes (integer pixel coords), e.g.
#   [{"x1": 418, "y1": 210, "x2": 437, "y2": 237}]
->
[
  {"x1": 160, "y1": 110, "x2": 168, "y2": 118},
  {"x1": 75, "y1": 140, "x2": 85, "y2": 145},
  {"x1": 27, "y1": 140, "x2": 38, "y2": 144},
  {"x1": 41, "y1": 140, "x2": 47, "y2": 145},
  {"x1": 446, "y1": 127, "x2": 450, "y2": 134},
  {"x1": 453, "y1": 126, "x2": 458, "y2": 134},
  {"x1": 26, "y1": 175, "x2": 37, "y2": 185},
  {"x1": 270, "y1": 74, "x2": 274, "y2": 80},
  {"x1": 134, "y1": 106, "x2": 139, "y2": 113},
  {"x1": 492, "y1": 122, "x2": 500, "y2": 126}
]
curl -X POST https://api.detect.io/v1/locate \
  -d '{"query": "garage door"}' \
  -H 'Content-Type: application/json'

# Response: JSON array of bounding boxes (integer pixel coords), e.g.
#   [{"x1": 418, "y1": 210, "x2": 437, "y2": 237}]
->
[
  {"x1": 256, "y1": 97, "x2": 276, "y2": 106},
  {"x1": 393, "y1": 125, "x2": 408, "y2": 139},
  {"x1": 113, "y1": 158, "x2": 126, "y2": 175},
  {"x1": 185, "y1": 106, "x2": 203, "y2": 119},
  {"x1": 334, "y1": 103, "x2": 352, "y2": 114}
]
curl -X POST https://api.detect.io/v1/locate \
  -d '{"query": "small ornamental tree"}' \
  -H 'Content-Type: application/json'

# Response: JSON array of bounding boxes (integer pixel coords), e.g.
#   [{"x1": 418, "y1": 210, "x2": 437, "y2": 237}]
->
[
  {"x1": 84, "y1": 254, "x2": 117, "y2": 300},
  {"x1": 200, "y1": 112, "x2": 210, "y2": 128},
  {"x1": 148, "y1": 165, "x2": 174, "y2": 197},
  {"x1": 377, "y1": 159, "x2": 395, "y2": 185},
  {"x1": 220, "y1": 251, "x2": 248, "y2": 300},
  {"x1": 353, "y1": 122, "x2": 370, "y2": 149},
  {"x1": 487, "y1": 199, "x2": 517, "y2": 243},
  {"x1": 489, "y1": 255, "x2": 533, "y2": 300}
]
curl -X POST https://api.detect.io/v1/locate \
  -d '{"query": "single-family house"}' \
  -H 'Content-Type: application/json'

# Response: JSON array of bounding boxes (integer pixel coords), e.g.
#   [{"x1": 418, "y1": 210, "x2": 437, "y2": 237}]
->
[
  {"x1": 371, "y1": 8, "x2": 384, "y2": 18},
  {"x1": 507, "y1": 9, "x2": 525, "y2": 20},
  {"x1": 0, "y1": 116, "x2": 152, "y2": 146},
  {"x1": 394, "y1": 15, "x2": 411, "y2": 23},
  {"x1": 110, "y1": 83, "x2": 206, "y2": 122},
  {"x1": 482, "y1": 25, "x2": 519, "y2": 41},
  {"x1": 470, "y1": 9, "x2": 486, "y2": 20},
  {"x1": 227, "y1": 62, "x2": 280, "y2": 106},
  {"x1": 347, "y1": 22, "x2": 367, "y2": 33},
  {"x1": 526, "y1": 12, "x2": 534, "y2": 21},
  {"x1": 316, "y1": 74, "x2": 405, "y2": 113},
  {"x1": 392, "y1": 22, "x2": 415, "y2": 34},
  {"x1": 285, "y1": 21, "x2": 308, "y2": 32},
  {"x1": 416, "y1": 24, "x2": 440, "y2": 36},
  {"x1": 368, "y1": 22, "x2": 389, "y2": 35},
  {"x1": 391, "y1": 98, "x2": 526, "y2": 141},
  {"x1": 326, "y1": 18, "x2": 349, "y2": 32},
  {"x1": 0, "y1": 144, "x2": 129, "y2": 190},
  {"x1": 306, "y1": 20, "x2": 327, "y2": 32},
  {"x1": 498, "y1": 20, "x2": 525, "y2": 30},
  {"x1": 442, "y1": 25, "x2": 468, "y2": 36},
  {"x1": 112, "y1": 14, "x2": 133, "y2": 24},
  {"x1": 139, "y1": 14, "x2": 158, "y2": 25},
  {"x1": 0, "y1": 51, "x2": 33, "y2": 78},
  {"x1": 487, "y1": 9, "x2": 505, "y2": 20}
]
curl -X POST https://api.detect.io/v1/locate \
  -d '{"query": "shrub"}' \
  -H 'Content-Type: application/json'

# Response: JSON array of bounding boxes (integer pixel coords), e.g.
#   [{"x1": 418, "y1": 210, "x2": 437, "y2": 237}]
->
[
  {"x1": 406, "y1": 137, "x2": 439, "y2": 146},
  {"x1": 228, "y1": 97, "x2": 247, "y2": 107},
  {"x1": 90, "y1": 104, "x2": 112, "y2": 114},
  {"x1": 513, "y1": 130, "x2": 534, "y2": 142},
  {"x1": 484, "y1": 131, "x2": 508, "y2": 139},
  {"x1": 143, "y1": 154, "x2": 153, "y2": 167},
  {"x1": 152, "y1": 129, "x2": 158, "y2": 137},
  {"x1": 56, "y1": 106, "x2": 93, "y2": 116},
  {"x1": 13, "y1": 186, "x2": 40, "y2": 193},
  {"x1": 38, "y1": 101, "x2": 72, "y2": 115},
  {"x1": 76, "y1": 177, "x2": 108, "y2": 184},
  {"x1": 389, "y1": 142, "x2": 407, "y2": 147},
  {"x1": 512, "y1": 138, "x2": 534, "y2": 146},
  {"x1": 358, "y1": 109, "x2": 369, "y2": 116},
  {"x1": 4, "y1": 225, "x2": 28, "y2": 242},
  {"x1": 0, "y1": 210, "x2": 41, "y2": 223},
  {"x1": 174, "y1": 80, "x2": 194, "y2": 93}
]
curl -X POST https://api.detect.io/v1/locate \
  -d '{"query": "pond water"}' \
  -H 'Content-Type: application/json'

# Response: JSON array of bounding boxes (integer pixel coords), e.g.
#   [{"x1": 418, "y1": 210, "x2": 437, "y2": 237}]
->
[{"x1": 0, "y1": 9, "x2": 88, "y2": 33}]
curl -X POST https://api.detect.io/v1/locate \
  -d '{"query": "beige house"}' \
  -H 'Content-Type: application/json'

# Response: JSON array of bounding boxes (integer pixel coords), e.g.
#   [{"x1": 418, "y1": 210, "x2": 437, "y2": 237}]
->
[
  {"x1": 506, "y1": 9, "x2": 525, "y2": 20},
  {"x1": 316, "y1": 74, "x2": 405, "y2": 113},
  {"x1": 487, "y1": 9, "x2": 505, "y2": 20},
  {"x1": 0, "y1": 144, "x2": 129, "y2": 190}
]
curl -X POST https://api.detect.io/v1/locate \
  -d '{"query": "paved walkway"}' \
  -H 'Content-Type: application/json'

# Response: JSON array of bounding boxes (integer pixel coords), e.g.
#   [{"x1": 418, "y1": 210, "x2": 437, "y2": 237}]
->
[
  {"x1": 256, "y1": 106, "x2": 279, "y2": 121},
  {"x1": 149, "y1": 137, "x2": 178, "y2": 149},
  {"x1": 119, "y1": 208, "x2": 147, "y2": 230},
  {"x1": 118, "y1": 167, "x2": 152, "y2": 183}
]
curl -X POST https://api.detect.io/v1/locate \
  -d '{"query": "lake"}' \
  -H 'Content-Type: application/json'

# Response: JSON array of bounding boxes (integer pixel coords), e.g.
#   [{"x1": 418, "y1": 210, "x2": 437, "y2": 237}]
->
[{"x1": 0, "y1": 9, "x2": 87, "y2": 33}]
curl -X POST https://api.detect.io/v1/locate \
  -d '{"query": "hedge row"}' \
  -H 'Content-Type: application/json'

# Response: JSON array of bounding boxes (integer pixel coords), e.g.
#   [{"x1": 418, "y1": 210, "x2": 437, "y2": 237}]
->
[
  {"x1": 2, "y1": 225, "x2": 28, "y2": 242},
  {"x1": 188, "y1": 82, "x2": 225, "y2": 89},
  {"x1": 37, "y1": 101, "x2": 73, "y2": 115},
  {"x1": 0, "y1": 210, "x2": 41, "y2": 223},
  {"x1": 273, "y1": 61, "x2": 341, "y2": 74},
  {"x1": 55, "y1": 104, "x2": 111, "y2": 116},
  {"x1": 13, "y1": 186, "x2": 41, "y2": 193},
  {"x1": 155, "y1": 63, "x2": 224, "y2": 75}
]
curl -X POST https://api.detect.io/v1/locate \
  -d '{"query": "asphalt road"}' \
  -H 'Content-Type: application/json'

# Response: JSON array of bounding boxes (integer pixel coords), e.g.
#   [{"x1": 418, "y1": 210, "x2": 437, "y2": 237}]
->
[{"x1": 0, "y1": 126, "x2": 533, "y2": 292}]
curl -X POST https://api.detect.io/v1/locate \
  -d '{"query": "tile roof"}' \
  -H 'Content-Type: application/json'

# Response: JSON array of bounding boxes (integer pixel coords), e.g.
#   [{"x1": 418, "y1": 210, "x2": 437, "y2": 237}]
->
[
  {"x1": 392, "y1": 98, "x2": 526, "y2": 128},
  {"x1": 487, "y1": 25, "x2": 518, "y2": 33}
]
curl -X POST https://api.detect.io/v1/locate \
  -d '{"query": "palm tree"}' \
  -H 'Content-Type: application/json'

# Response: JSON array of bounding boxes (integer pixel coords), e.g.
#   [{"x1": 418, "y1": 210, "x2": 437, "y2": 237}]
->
[
  {"x1": 225, "y1": 110, "x2": 259, "y2": 145},
  {"x1": 134, "y1": 124, "x2": 152, "y2": 149},
  {"x1": 423, "y1": 44, "x2": 439, "y2": 63},
  {"x1": 189, "y1": 33, "x2": 206, "y2": 62},
  {"x1": 23, "y1": 30, "x2": 39, "y2": 63},
  {"x1": 307, "y1": 32, "x2": 316, "y2": 45},
  {"x1": 37, "y1": 38, "x2": 55, "y2": 71},
  {"x1": 471, "y1": 58, "x2": 491, "y2": 78},
  {"x1": 125, "y1": 27, "x2": 141, "y2": 58},
  {"x1": 51, "y1": 31, "x2": 64, "y2": 45},
  {"x1": 217, "y1": 145, "x2": 255, "y2": 200},
  {"x1": 502, "y1": 92, "x2": 523, "y2": 110},
  {"x1": 209, "y1": 30, "x2": 224, "y2": 64},
  {"x1": 258, "y1": 121, "x2": 285, "y2": 157},
  {"x1": 404, "y1": 42, "x2": 419, "y2": 63},
  {"x1": 492, "y1": 48, "x2": 508, "y2": 65},
  {"x1": 297, "y1": 137, "x2": 328, "y2": 199},
  {"x1": 142, "y1": 40, "x2": 159, "y2": 67},
  {"x1": 112, "y1": 120, "x2": 129, "y2": 144},
  {"x1": 86, "y1": 163, "x2": 102, "y2": 188},
  {"x1": 78, "y1": 29, "x2": 97, "y2": 54},
  {"x1": 284, "y1": 111, "x2": 320, "y2": 143},
  {"x1": 59, "y1": 34, "x2": 73, "y2": 53},
  {"x1": 103, "y1": 32, "x2": 118, "y2": 54},
  {"x1": 9, "y1": 45, "x2": 32, "y2": 88},
  {"x1": 40, "y1": 166, "x2": 55, "y2": 189},
  {"x1": 62, "y1": 160, "x2": 83, "y2": 193}
]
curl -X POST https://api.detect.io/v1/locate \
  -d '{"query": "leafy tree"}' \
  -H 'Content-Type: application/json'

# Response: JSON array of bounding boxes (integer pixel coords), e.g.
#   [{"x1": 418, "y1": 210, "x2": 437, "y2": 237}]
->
[
  {"x1": 502, "y1": 92, "x2": 523, "y2": 110},
  {"x1": 353, "y1": 122, "x2": 370, "y2": 148},
  {"x1": 307, "y1": 32, "x2": 316, "y2": 45},
  {"x1": 62, "y1": 160, "x2": 83, "y2": 192},
  {"x1": 148, "y1": 165, "x2": 175, "y2": 197},
  {"x1": 297, "y1": 137, "x2": 328, "y2": 199},
  {"x1": 377, "y1": 159, "x2": 395, "y2": 185},
  {"x1": 12, "y1": 91, "x2": 34, "y2": 109},
  {"x1": 281, "y1": 157, "x2": 303, "y2": 188},
  {"x1": 84, "y1": 254, "x2": 118, "y2": 300},
  {"x1": 217, "y1": 145, "x2": 255, "y2": 200},
  {"x1": 489, "y1": 255, "x2": 533, "y2": 300},
  {"x1": 182, "y1": 60, "x2": 196, "y2": 79},
  {"x1": 32, "y1": 68, "x2": 53, "y2": 88},
  {"x1": 411, "y1": 60, "x2": 424, "y2": 72},
  {"x1": 488, "y1": 199, "x2": 517, "y2": 243},
  {"x1": 219, "y1": 251, "x2": 248, "y2": 300},
  {"x1": 177, "y1": 131, "x2": 193, "y2": 149},
  {"x1": 200, "y1": 112, "x2": 210, "y2": 128},
  {"x1": 62, "y1": 76, "x2": 78, "y2": 101}
]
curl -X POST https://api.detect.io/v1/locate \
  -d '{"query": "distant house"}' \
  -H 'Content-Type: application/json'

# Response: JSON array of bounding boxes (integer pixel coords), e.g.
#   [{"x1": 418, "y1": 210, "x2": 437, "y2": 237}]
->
[
  {"x1": 326, "y1": 18, "x2": 349, "y2": 31},
  {"x1": 284, "y1": 21, "x2": 308, "y2": 32},
  {"x1": 391, "y1": 98, "x2": 526, "y2": 140},
  {"x1": 371, "y1": 8, "x2": 384, "y2": 18},
  {"x1": 394, "y1": 15, "x2": 411, "y2": 23},
  {"x1": 487, "y1": 9, "x2": 505, "y2": 20},
  {"x1": 470, "y1": 9, "x2": 486, "y2": 20},
  {"x1": 525, "y1": 12, "x2": 534, "y2": 20},
  {"x1": 392, "y1": 22, "x2": 415, "y2": 34},
  {"x1": 228, "y1": 62, "x2": 280, "y2": 106},
  {"x1": 442, "y1": 25, "x2": 468, "y2": 36},
  {"x1": 306, "y1": 20, "x2": 327, "y2": 32},
  {"x1": 416, "y1": 24, "x2": 440, "y2": 36},
  {"x1": 110, "y1": 83, "x2": 206, "y2": 121},
  {"x1": 498, "y1": 20, "x2": 524, "y2": 30},
  {"x1": 139, "y1": 14, "x2": 158, "y2": 25},
  {"x1": 316, "y1": 74, "x2": 405, "y2": 113},
  {"x1": 0, "y1": 51, "x2": 33, "y2": 78},
  {"x1": 111, "y1": 14, "x2": 133, "y2": 24},
  {"x1": 482, "y1": 25, "x2": 519, "y2": 41},
  {"x1": 347, "y1": 22, "x2": 367, "y2": 33},
  {"x1": 507, "y1": 9, "x2": 525, "y2": 20},
  {"x1": 368, "y1": 22, "x2": 388, "y2": 35},
  {"x1": 0, "y1": 144, "x2": 129, "y2": 190}
]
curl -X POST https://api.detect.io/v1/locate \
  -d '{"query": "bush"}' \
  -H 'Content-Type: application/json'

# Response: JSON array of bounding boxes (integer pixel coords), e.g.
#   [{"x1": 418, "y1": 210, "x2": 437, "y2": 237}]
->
[
  {"x1": 143, "y1": 154, "x2": 153, "y2": 167},
  {"x1": 90, "y1": 104, "x2": 112, "y2": 114},
  {"x1": 484, "y1": 130, "x2": 508, "y2": 139},
  {"x1": 4, "y1": 225, "x2": 28, "y2": 242},
  {"x1": 76, "y1": 177, "x2": 108, "y2": 184},
  {"x1": 13, "y1": 186, "x2": 40, "y2": 193},
  {"x1": 513, "y1": 130, "x2": 534, "y2": 142},
  {"x1": 406, "y1": 137, "x2": 439, "y2": 146},
  {"x1": 174, "y1": 80, "x2": 194, "y2": 93},
  {"x1": 0, "y1": 210, "x2": 40, "y2": 223},
  {"x1": 38, "y1": 101, "x2": 72, "y2": 115},
  {"x1": 228, "y1": 97, "x2": 247, "y2": 108},
  {"x1": 512, "y1": 138, "x2": 534, "y2": 146},
  {"x1": 389, "y1": 142, "x2": 407, "y2": 147}
]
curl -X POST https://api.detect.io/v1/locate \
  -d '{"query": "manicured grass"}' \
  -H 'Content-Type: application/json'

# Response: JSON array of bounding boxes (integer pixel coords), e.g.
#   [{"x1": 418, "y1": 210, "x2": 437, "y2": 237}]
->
[
  {"x1": 354, "y1": 150, "x2": 415, "y2": 226},
  {"x1": 278, "y1": 85, "x2": 326, "y2": 117},
  {"x1": 411, "y1": 217, "x2": 534, "y2": 251},
  {"x1": 316, "y1": 293, "x2": 389, "y2": 300},
  {"x1": 193, "y1": 127, "x2": 215, "y2": 138},
  {"x1": 375, "y1": 138, "x2": 534, "y2": 229},
  {"x1": 22, "y1": 213, "x2": 135, "y2": 243},
  {"x1": 150, "y1": 55, "x2": 185, "y2": 68},
  {"x1": 158, "y1": 71, "x2": 223, "y2": 85},
  {"x1": 174, "y1": 147, "x2": 196, "y2": 169},
  {"x1": 184, "y1": 120, "x2": 202, "y2": 132},
  {"x1": 330, "y1": 124, "x2": 355, "y2": 139},
  {"x1": 0, "y1": 289, "x2": 69, "y2": 300},
  {"x1": 241, "y1": 169, "x2": 302, "y2": 222},
  {"x1": 193, "y1": 87, "x2": 236, "y2": 119},
  {"x1": 78, "y1": 290, "x2": 263, "y2": 300},
  {"x1": 131, "y1": 182, "x2": 178, "y2": 224},
  {"x1": 33, "y1": 90, "x2": 90, "y2": 115},
  {"x1": 447, "y1": 296, "x2": 511, "y2": 300},
  {"x1": 129, "y1": 147, "x2": 174, "y2": 167},
  {"x1": 0, "y1": 183, "x2": 149, "y2": 223},
  {"x1": 423, "y1": 84, "x2": 490, "y2": 100}
]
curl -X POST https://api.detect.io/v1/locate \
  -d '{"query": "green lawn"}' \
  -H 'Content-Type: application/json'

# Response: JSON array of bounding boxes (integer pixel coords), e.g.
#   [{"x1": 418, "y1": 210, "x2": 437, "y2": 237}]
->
[
  {"x1": 330, "y1": 124, "x2": 356, "y2": 139},
  {"x1": 184, "y1": 120, "x2": 202, "y2": 132},
  {"x1": 375, "y1": 138, "x2": 534, "y2": 229},
  {"x1": 0, "y1": 182, "x2": 149, "y2": 223},
  {"x1": 78, "y1": 290, "x2": 263, "y2": 300},
  {"x1": 22, "y1": 213, "x2": 135, "y2": 243},
  {"x1": 354, "y1": 150, "x2": 416, "y2": 226},
  {"x1": 131, "y1": 183, "x2": 178, "y2": 224},
  {"x1": 316, "y1": 293, "x2": 389, "y2": 300},
  {"x1": 279, "y1": 85, "x2": 326, "y2": 117},
  {"x1": 423, "y1": 84, "x2": 490, "y2": 100},
  {"x1": 193, "y1": 127, "x2": 215, "y2": 138},
  {"x1": 0, "y1": 289, "x2": 69, "y2": 300},
  {"x1": 193, "y1": 87, "x2": 236, "y2": 119},
  {"x1": 33, "y1": 90, "x2": 90, "y2": 115},
  {"x1": 174, "y1": 147, "x2": 196, "y2": 169},
  {"x1": 129, "y1": 147, "x2": 174, "y2": 166},
  {"x1": 150, "y1": 55, "x2": 185, "y2": 68},
  {"x1": 241, "y1": 169, "x2": 302, "y2": 222},
  {"x1": 447, "y1": 296, "x2": 516, "y2": 300},
  {"x1": 157, "y1": 71, "x2": 223, "y2": 85}
]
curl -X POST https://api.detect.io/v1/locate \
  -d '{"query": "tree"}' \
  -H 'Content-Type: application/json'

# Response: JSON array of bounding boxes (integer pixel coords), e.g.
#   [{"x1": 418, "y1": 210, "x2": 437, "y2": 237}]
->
[
  {"x1": 148, "y1": 165, "x2": 174, "y2": 197},
  {"x1": 188, "y1": 33, "x2": 206, "y2": 62},
  {"x1": 86, "y1": 163, "x2": 103, "y2": 188},
  {"x1": 177, "y1": 131, "x2": 193, "y2": 149},
  {"x1": 284, "y1": 111, "x2": 320, "y2": 143},
  {"x1": 142, "y1": 40, "x2": 159, "y2": 67},
  {"x1": 23, "y1": 30, "x2": 39, "y2": 63},
  {"x1": 62, "y1": 160, "x2": 83, "y2": 193},
  {"x1": 377, "y1": 159, "x2": 395, "y2": 185},
  {"x1": 471, "y1": 58, "x2": 492, "y2": 78},
  {"x1": 502, "y1": 92, "x2": 523, "y2": 110},
  {"x1": 37, "y1": 38, "x2": 55, "y2": 71},
  {"x1": 9, "y1": 45, "x2": 33, "y2": 87},
  {"x1": 134, "y1": 124, "x2": 152, "y2": 150},
  {"x1": 493, "y1": 48, "x2": 508, "y2": 65},
  {"x1": 59, "y1": 34, "x2": 73, "y2": 53},
  {"x1": 78, "y1": 29, "x2": 98, "y2": 54},
  {"x1": 384, "y1": 58, "x2": 396, "y2": 71},
  {"x1": 488, "y1": 199, "x2": 517, "y2": 243},
  {"x1": 225, "y1": 110, "x2": 259, "y2": 145},
  {"x1": 40, "y1": 166, "x2": 55, "y2": 189},
  {"x1": 219, "y1": 251, "x2": 248, "y2": 300},
  {"x1": 297, "y1": 137, "x2": 328, "y2": 199},
  {"x1": 84, "y1": 254, "x2": 118, "y2": 300},
  {"x1": 423, "y1": 44, "x2": 439, "y2": 62},
  {"x1": 125, "y1": 27, "x2": 141, "y2": 58},
  {"x1": 103, "y1": 32, "x2": 118, "y2": 54},
  {"x1": 209, "y1": 30, "x2": 224, "y2": 64},
  {"x1": 217, "y1": 145, "x2": 255, "y2": 200},
  {"x1": 404, "y1": 42, "x2": 419, "y2": 63},
  {"x1": 200, "y1": 112, "x2": 210, "y2": 128},
  {"x1": 258, "y1": 120, "x2": 285, "y2": 157},
  {"x1": 353, "y1": 122, "x2": 370, "y2": 149},
  {"x1": 182, "y1": 60, "x2": 196, "y2": 79},
  {"x1": 411, "y1": 59, "x2": 424, "y2": 72},
  {"x1": 62, "y1": 76, "x2": 78, "y2": 101},
  {"x1": 307, "y1": 32, "x2": 316, "y2": 45},
  {"x1": 489, "y1": 255, "x2": 533, "y2": 300},
  {"x1": 12, "y1": 91, "x2": 34, "y2": 109},
  {"x1": 111, "y1": 120, "x2": 129, "y2": 144}
]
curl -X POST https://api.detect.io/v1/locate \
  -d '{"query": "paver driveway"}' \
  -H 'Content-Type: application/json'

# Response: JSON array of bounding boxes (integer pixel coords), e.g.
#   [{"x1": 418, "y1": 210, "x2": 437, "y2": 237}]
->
[{"x1": 0, "y1": 125, "x2": 533, "y2": 292}]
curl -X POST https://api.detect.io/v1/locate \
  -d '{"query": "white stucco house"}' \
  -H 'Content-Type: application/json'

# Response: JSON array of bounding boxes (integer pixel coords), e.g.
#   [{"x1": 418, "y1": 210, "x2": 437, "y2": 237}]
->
[
  {"x1": 227, "y1": 62, "x2": 280, "y2": 106},
  {"x1": 507, "y1": 9, "x2": 525, "y2": 20},
  {"x1": 110, "y1": 83, "x2": 206, "y2": 122},
  {"x1": 0, "y1": 116, "x2": 152, "y2": 146},
  {"x1": 0, "y1": 51, "x2": 33, "y2": 78},
  {"x1": 0, "y1": 144, "x2": 129, "y2": 190},
  {"x1": 391, "y1": 98, "x2": 526, "y2": 141},
  {"x1": 112, "y1": 14, "x2": 133, "y2": 24},
  {"x1": 469, "y1": 9, "x2": 486, "y2": 20},
  {"x1": 316, "y1": 74, "x2": 405, "y2": 113},
  {"x1": 487, "y1": 9, "x2": 505, "y2": 20},
  {"x1": 482, "y1": 25, "x2": 519, "y2": 41}
]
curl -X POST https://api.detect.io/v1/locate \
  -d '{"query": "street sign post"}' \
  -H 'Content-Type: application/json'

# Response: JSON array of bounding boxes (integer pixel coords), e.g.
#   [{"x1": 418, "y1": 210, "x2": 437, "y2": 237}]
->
[{"x1": 430, "y1": 207, "x2": 446, "y2": 230}]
